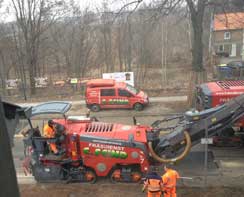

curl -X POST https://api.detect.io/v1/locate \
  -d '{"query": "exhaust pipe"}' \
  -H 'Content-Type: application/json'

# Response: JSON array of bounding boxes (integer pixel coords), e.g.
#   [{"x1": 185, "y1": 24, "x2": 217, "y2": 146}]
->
[{"x1": 148, "y1": 131, "x2": 191, "y2": 163}]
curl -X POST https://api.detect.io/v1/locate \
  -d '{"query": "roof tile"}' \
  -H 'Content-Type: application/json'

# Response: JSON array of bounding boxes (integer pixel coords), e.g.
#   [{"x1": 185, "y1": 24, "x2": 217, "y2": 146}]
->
[{"x1": 214, "y1": 12, "x2": 244, "y2": 31}]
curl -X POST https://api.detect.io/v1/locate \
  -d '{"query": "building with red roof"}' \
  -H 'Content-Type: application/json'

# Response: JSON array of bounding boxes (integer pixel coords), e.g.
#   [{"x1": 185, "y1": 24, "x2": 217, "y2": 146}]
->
[{"x1": 213, "y1": 12, "x2": 244, "y2": 63}]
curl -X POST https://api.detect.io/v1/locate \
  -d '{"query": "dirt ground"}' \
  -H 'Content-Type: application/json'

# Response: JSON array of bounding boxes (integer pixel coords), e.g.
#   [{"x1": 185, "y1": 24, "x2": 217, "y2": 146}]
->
[
  {"x1": 19, "y1": 184, "x2": 244, "y2": 197},
  {"x1": 5, "y1": 62, "x2": 191, "y2": 103}
]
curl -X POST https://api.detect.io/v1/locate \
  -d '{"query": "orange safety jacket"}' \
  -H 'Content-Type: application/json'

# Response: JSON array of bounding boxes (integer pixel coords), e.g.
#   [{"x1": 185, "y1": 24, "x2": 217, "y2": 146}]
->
[
  {"x1": 43, "y1": 124, "x2": 55, "y2": 138},
  {"x1": 43, "y1": 124, "x2": 58, "y2": 153},
  {"x1": 144, "y1": 178, "x2": 163, "y2": 192},
  {"x1": 162, "y1": 169, "x2": 180, "y2": 189}
]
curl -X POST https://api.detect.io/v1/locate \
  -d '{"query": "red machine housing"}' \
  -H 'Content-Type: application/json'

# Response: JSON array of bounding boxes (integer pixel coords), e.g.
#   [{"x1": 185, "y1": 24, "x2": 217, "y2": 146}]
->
[
  {"x1": 20, "y1": 101, "x2": 157, "y2": 183},
  {"x1": 196, "y1": 80, "x2": 244, "y2": 126},
  {"x1": 85, "y1": 79, "x2": 149, "y2": 111},
  {"x1": 56, "y1": 118, "x2": 151, "y2": 177},
  {"x1": 18, "y1": 94, "x2": 244, "y2": 182},
  {"x1": 196, "y1": 80, "x2": 244, "y2": 146}
]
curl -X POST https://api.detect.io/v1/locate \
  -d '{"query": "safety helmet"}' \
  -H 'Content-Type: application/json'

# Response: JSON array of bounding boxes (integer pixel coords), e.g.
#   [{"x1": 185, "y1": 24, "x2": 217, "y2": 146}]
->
[{"x1": 164, "y1": 163, "x2": 175, "y2": 170}]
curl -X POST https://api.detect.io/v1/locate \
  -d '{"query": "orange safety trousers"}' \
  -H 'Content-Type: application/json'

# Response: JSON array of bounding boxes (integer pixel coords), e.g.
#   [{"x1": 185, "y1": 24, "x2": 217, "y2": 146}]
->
[
  {"x1": 147, "y1": 191, "x2": 162, "y2": 197},
  {"x1": 49, "y1": 143, "x2": 58, "y2": 153},
  {"x1": 164, "y1": 187, "x2": 176, "y2": 197}
]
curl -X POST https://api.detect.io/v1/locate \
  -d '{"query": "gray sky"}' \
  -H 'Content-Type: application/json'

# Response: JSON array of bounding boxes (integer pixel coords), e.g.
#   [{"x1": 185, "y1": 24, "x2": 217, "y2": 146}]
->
[
  {"x1": 79, "y1": 0, "x2": 152, "y2": 13},
  {"x1": 0, "y1": 0, "x2": 151, "y2": 22}
]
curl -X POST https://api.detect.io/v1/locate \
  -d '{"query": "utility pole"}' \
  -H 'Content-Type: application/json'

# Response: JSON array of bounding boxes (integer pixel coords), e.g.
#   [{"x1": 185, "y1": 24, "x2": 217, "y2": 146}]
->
[
  {"x1": 204, "y1": 119, "x2": 208, "y2": 187},
  {"x1": 208, "y1": 10, "x2": 214, "y2": 75},
  {"x1": 161, "y1": 16, "x2": 168, "y2": 86},
  {"x1": 0, "y1": 97, "x2": 20, "y2": 197}
]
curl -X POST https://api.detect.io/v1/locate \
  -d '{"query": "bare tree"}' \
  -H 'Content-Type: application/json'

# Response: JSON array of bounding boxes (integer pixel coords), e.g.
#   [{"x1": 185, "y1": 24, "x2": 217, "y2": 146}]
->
[
  {"x1": 74, "y1": 10, "x2": 97, "y2": 78},
  {"x1": 186, "y1": 0, "x2": 207, "y2": 84},
  {"x1": 50, "y1": 4, "x2": 96, "y2": 78},
  {"x1": 117, "y1": 23, "x2": 124, "y2": 71},
  {"x1": 100, "y1": 9, "x2": 114, "y2": 73},
  {"x1": 11, "y1": 0, "x2": 65, "y2": 95},
  {"x1": 0, "y1": 24, "x2": 17, "y2": 96},
  {"x1": 50, "y1": 18, "x2": 76, "y2": 77}
]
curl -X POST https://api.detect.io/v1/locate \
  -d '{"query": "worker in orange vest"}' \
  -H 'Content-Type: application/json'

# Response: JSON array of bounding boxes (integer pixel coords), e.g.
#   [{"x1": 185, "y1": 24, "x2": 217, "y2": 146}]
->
[
  {"x1": 162, "y1": 165, "x2": 180, "y2": 197},
  {"x1": 142, "y1": 170, "x2": 163, "y2": 197},
  {"x1": 43, "y1": 120, "x2": 58, "y2": 154}
]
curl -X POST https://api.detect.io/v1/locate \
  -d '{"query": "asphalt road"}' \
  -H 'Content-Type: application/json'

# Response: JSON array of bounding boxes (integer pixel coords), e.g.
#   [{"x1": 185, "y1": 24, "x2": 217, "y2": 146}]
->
[{"x1": 14, "y1": 135, "x2": 244, "y2": 186}]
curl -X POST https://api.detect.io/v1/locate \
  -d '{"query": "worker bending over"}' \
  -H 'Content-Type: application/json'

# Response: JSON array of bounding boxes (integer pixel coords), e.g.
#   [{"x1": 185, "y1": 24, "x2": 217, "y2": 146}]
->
[
  {"x1": 162, "y1": 165, "x2": 180, "y2": 197},
  {"x1": 142, "y1": 170, "x2": 163, "y2": 197}
]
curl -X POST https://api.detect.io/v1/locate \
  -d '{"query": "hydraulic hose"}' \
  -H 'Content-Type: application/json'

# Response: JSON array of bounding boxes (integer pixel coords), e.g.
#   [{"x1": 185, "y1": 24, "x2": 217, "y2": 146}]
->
[{"x1": 148, "y1": 131, "x2": 192, "y2": 163}]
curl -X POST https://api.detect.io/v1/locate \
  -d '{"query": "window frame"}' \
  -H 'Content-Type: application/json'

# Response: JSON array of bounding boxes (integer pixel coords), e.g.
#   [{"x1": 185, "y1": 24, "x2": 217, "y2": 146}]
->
[
  {"x1": 218, "y1": 44, "x2": 224, "y2": 52},
  {"x1": 118, "y1": 89, "x2": 133, "y2": 97},
  {"x1": 224, "y1": 32, "x2": 231, "y2": 40},
  {"x1": 100, "y1": 88, "x2": 116, "y2": 96}
]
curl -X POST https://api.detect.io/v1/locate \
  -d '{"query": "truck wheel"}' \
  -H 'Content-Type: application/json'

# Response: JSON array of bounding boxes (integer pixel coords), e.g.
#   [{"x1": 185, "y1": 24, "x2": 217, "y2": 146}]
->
[
  {"x1": 85, "y1": 170, "x2": 97, "y2": 184},
  {"x1": 133, "y1": 103, "x2": 143, "y2": 111},
  {"x1": 110, "y1": 169, "x2": 121, "y2": 183},
  {"x1": 131, "y1": 171, "x2": 142, "y2": 183},
  {"x1": 91, "y1": 104, "x2": 100, "y2": 112}
]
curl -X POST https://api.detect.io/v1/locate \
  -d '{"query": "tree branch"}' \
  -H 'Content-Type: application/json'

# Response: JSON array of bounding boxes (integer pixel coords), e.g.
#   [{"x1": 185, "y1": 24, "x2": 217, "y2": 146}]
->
[{"x1": 112, "y1": 0, "x2": 143, "y2": 24}]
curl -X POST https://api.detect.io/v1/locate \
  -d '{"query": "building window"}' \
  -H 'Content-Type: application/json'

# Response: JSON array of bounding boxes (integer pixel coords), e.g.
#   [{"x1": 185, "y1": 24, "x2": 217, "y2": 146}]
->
[
  {"x1": 224, "y1": 32, "x2": 231, "y2": 40},
  {"x1": 218, "y1": 45, "x2": 224, "y2": 52}
]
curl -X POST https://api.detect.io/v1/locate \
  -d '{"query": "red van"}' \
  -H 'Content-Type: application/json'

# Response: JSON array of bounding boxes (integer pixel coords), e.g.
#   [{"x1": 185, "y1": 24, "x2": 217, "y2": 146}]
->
[{"x1": 85, "y1": 79, "x2": 149, "y2": 112}]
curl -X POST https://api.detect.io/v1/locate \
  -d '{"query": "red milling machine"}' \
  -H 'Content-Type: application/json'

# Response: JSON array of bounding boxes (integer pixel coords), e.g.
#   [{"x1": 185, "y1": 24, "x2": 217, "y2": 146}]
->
[{"x1": 6, "y1": 94, "x2": 244, "y2": 183}]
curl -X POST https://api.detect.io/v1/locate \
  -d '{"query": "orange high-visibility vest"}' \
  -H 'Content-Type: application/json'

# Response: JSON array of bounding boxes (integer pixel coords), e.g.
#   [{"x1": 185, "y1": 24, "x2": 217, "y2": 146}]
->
[
  {"x1": 43, "y1": 124, "x2": 55, "y2": 138},
  {"x1": 162, "y1": 169, "x2": 180, "y2": 189},
  {"x1": 146, "y1": 179, "x2": 162, "y2": 192},
  {"x1": 43, "y1": 124, "x2": 58, "y2": 153}
]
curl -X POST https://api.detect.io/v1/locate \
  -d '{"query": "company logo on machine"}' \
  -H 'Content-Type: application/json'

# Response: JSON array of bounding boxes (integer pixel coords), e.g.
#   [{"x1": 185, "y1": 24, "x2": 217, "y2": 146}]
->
[
  {"x1": 219, "y1": 98, "x2": 231, "y2": 103},
  {"x1": 101, "y1": 99, "x2": 129, "y2": 105},
  {"x1": 108, "y1": 99, "x2": 129, "y2": 105},
  {"x1": 83, "y1": 143, "x2": 128, "y2": 159}
]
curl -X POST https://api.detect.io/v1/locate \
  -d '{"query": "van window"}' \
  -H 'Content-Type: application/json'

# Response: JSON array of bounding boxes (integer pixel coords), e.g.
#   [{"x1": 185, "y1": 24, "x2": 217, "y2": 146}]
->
[
  {"x1": 101, "y1": 89, "x2": 115, "y2": 96},
  {"x1": 126, "y1": 84, "x2": 139, "y2": 95},
  {"x1": 119, "y1": 89, "x2": 132, "y2": 97}
]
